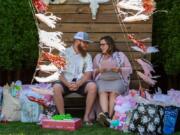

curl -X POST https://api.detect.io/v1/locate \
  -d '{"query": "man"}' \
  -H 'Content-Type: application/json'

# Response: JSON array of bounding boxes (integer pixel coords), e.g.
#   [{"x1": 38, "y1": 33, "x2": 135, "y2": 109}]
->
[{"x1": 53, "y1": 32, "x2": 97, "y2": 124}]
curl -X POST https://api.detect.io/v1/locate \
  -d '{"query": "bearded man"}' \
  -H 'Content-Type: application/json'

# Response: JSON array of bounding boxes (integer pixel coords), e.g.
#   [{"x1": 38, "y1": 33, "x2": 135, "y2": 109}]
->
[{"x1": 53, "y1": 32, "x2": 97, "y2": 125}]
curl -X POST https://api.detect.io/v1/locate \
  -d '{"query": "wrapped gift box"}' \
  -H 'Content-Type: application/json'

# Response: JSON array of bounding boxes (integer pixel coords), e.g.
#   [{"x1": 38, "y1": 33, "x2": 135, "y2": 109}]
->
[{"x1": 42, "y1": 118, "x2": 82, "y2": 131}]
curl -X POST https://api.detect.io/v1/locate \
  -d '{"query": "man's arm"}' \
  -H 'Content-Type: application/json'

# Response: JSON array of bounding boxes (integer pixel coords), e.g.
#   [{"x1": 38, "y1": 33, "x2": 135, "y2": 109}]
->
[
  {"x1": 59, "y1": 73, "x2": 71, "y2": 88},
  {"x1": 76, "y1": 54, "x2": 93, "y2": 87},
  {"x1": 76, "y1": 71, "x2": 91, "y2": 88}
]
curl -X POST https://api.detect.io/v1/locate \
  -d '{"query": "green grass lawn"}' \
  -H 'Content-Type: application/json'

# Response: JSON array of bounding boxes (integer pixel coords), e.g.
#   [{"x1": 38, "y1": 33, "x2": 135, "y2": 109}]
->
[
  {"x1": 0, "y1": 122, "x2": 131, "y2": 135},
  {"x1": 1, "y1": 122, "x2": 180, "y2": 135}
]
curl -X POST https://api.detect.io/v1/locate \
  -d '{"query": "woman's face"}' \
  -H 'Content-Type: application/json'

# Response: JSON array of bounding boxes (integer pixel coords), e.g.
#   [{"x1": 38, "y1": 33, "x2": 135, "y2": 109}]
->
[{"x1": 100, "y1": 39, "x2": 109, "y2": 54}]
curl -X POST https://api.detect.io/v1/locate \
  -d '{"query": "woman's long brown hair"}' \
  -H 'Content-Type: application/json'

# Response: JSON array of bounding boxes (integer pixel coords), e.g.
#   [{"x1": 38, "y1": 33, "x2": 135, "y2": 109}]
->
[{"x1": 100, "y1": 36, "x2": 119, "y2": 55}]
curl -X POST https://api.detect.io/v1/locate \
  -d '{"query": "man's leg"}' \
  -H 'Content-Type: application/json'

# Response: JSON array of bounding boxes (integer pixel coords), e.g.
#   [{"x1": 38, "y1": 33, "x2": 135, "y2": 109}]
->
[
  {"x1": 53, "y1": 83, "x2": 64, "y2": 114},
  {"x1": 83, "y1": 82, "x2": 97, "y2": 122}
]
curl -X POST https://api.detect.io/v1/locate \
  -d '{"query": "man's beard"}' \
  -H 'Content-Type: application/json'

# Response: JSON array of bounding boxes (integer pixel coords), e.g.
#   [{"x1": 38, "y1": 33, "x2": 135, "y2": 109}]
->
[{"x1": 78, "y1": 45, "x2": 87, "y2": 57}]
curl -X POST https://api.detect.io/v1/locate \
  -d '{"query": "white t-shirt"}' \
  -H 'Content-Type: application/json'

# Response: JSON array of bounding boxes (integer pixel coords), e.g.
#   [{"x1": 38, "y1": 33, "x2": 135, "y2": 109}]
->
[{"x1": 60, "y1": 46, "x2": 93, "y2": 82}]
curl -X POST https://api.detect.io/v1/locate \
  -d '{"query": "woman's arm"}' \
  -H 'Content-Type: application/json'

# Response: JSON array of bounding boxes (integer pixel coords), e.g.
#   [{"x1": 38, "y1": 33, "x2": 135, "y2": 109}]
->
[
  {"x1": 120, "y1": 52, "x2": 132, "y2": 74},
  {"x1": 119, "y1": 52, "x2": 133, "y2": 83},
  {"x1": 111, "y1": 52, "x2": 132, "y2": 82}
]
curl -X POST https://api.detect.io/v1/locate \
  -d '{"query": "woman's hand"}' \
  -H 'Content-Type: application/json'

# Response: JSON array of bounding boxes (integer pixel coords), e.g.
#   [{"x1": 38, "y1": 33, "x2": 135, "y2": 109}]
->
[
  {"x1": 97, "y1": 67, "x2": 108, "y2": 73},
  {"x1": 111, "y1": 67, "x2": 121, "y2": 73}
]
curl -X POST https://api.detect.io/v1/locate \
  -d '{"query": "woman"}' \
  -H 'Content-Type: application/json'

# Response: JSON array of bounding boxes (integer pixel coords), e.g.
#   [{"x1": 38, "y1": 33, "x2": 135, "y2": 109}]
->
[{"x1": 93, "y1": 36, "x2": 132, "y2": 126}]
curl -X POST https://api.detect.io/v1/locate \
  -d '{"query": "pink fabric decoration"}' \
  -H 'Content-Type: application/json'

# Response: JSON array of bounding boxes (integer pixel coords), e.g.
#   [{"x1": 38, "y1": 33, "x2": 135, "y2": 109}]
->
[
  {"x1": 136, "y1": 71, "x2": 157, "y2": 86},
  {"x1": 136, "y1": 58, "x2": 155, "y2": 77},
  {"x1": 168, "y1": 89, "x2": 180, "y2": 106}
]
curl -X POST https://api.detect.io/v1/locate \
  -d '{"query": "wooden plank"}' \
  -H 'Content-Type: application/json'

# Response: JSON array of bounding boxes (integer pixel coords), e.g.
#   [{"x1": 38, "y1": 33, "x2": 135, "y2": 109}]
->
[
  {"x1": 131, "y1": 72, "x2": 141, "y2": 80},
  {"x1": 62, "y1": 33, "x2": 152, "y2": 42},
  {"x1": 56, "y1": 13, "x2": 152, "y2": 24},
  {"x1": 130, "y1": 80, "x2": 149, "y2": 89},
  {"x1": 58, "y1": 13, "x2": 119, "y2": 23},
  {"x1": 39, "y1": 23, "x2": 152, "y2": 33},
  {"x1": 48, "y1": 4, "x2": 114, "y2": 14}
]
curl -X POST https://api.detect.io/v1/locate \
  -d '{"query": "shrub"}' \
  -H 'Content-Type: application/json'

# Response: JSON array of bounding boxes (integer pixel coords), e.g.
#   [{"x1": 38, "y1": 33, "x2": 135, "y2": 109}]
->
[{"x1": 0, "y1": 0, "x2": 38, "y2": 70}]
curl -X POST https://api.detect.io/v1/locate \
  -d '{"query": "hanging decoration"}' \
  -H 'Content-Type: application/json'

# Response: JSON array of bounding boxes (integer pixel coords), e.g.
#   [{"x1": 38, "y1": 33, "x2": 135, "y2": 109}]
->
[
  {"x1": 136, "y1": 59, "x2": 159, "y2": 86},
  {"x1": 116, "y1": 0, "x2": 156, "y2": 22},
  {"x1": 35, "y1": 13, "x2": 61, "y2": 29},
  {"x1": 112, "y1": 0, "x2": 158, "y2": 89},
  {"x1": 136, "y1": 71, "x2": 157, "y2": 86},
  {"x1": 78, "y1": 0, "x2": 110, "y2": 20},
  {"x1": 29, "y1": 0, "x2": 66, "y2": 83},
  {"x1": 136, "y1": 59, "x2": 155, "y2": 77},
  {"x1": 34, "y1": 71, "x2": 61, "y2": 83},
  {"x1": 38, "y1": 63, "x2": 59, "y2": 72},
  {"x1": 128, "y1": 34, "x2": 159, "y2": 54},
  {"x1": 33, "y1": 0, "x2": 48, "y2": 13},
  {"x1": 38, "y1": 29, "x2": 66, "y2": 52},
  {"x1": 41, "y1": 52, "x2": 66, "y2": 69}
]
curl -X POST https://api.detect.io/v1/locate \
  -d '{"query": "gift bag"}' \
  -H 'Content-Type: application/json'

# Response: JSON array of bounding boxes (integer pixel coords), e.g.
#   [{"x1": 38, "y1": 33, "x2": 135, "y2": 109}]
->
[
  {"x1": 129, "y1": 103, "x2": 164, "y2": 135},
  {"x1": 20, "y1": 88, "x2": 42, "y2": 122},
  {"x1": 163, "y1": 106, "x2": 179, "y2": 134},
  {"x1": 1, "y1": 85, "x2": 21, "y2": 121}
]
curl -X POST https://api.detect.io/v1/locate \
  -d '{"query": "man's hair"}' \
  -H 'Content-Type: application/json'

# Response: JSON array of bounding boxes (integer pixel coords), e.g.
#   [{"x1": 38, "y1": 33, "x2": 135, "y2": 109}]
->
[{"x1": 100, "y1": 36, "x2": 119, "y2": 55}]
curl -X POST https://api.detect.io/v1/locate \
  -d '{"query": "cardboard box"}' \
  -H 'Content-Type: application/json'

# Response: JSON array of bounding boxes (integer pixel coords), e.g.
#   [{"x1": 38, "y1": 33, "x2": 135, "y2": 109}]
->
[{"x1": 42, "y1": 118, "x2": 82, "y2": 131}]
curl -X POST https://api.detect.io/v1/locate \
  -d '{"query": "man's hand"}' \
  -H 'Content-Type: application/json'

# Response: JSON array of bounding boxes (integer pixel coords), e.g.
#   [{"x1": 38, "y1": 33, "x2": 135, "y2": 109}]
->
[
  {"x1": 68, "y1": 82, "x2": 79, "y2": 91},
  {"x1": 65, "y1": 82, "x2": 73, "y2": 90},
  {"x1": 111, "y1": 67, "x2": 121, "y2": 73}
]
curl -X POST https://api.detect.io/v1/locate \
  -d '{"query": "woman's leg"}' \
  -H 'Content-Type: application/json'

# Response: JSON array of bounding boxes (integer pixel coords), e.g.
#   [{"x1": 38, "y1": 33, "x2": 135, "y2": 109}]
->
[
  {"x1": 99, "y1": 92, "x2": 109, "y2": 113},
  {"x1": 98, "y1": 92, "x2": 111, "y2": 127},
  {"x1": 109, "y1": 92, "x2": 119, "y2": 118}
]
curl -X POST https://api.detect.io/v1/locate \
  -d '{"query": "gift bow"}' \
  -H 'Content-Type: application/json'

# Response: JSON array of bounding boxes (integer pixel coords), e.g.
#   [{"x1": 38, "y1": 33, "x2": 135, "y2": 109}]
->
[{"x1": 51, "y1": 114, "x2": 72, "y2": 120}]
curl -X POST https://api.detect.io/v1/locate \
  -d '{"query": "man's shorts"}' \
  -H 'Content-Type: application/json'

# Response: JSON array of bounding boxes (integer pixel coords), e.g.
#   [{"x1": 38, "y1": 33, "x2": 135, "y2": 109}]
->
[{"x1": 54, "y1": 80, "x2": 94, "y2": 96}]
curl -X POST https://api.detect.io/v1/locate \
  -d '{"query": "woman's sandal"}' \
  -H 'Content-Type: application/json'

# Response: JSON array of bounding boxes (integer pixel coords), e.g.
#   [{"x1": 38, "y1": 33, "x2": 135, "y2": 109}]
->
[{"x1": 98, "y1": 112, "x2": 111, "y2": 127}]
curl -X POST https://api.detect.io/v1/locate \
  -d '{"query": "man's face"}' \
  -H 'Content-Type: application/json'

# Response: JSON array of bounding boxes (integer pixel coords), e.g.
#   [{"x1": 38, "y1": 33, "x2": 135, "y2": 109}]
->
[
  {"x1": 77, "y1": 40, "x2": 89, "y2": 57},
  {"x1": 80, "y1": 40, "x2": 89, "y2": 51}
]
